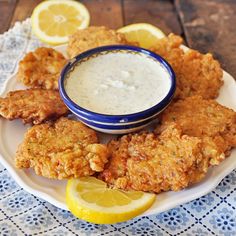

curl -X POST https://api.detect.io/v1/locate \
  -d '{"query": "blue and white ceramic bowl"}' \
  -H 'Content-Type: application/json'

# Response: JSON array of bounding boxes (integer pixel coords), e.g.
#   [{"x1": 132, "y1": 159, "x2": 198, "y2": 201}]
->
[{"x1": 59, "y1": 45, "x2": 176, "y2": 134}]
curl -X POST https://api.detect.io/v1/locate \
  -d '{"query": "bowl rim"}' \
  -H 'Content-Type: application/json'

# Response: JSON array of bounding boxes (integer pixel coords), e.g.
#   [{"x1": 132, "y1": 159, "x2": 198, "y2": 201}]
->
[
  {"x1": 68, "y1": 110, "x2": 158, "y2": 129},
  {"x1": 66, "y1": 104, "x2": 169, "y2": 126},
  {"x1": 59, "y1": 45, "x2": 176, "y2": 123}
]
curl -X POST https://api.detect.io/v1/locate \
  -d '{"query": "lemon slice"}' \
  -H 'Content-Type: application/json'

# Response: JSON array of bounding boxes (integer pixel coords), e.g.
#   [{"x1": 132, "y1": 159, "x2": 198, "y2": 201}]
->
[
  {"x1": 118, "y1": 23, "x2": 165, "y2": 49},
  {"x1": 66, "y1": 177, "x2": 156, "y2": 224},
  {"x1": 31, "y1": 0, "x2": 90, "y2": 45}
]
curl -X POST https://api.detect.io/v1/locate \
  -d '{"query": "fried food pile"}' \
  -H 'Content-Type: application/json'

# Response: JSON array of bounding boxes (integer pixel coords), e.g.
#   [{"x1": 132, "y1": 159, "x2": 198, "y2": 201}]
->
[
  {"x1": 100, "y1": 123, "x2": 209, "y2": 193},
  {"x1": 1, "y1": 25, "x2": 235, "y2": 192},
  {"x1": 159, "y1": 96, "x2": 236, "y2": 165},
  {"x1": 100, "y1": 97, "x2": 236, "y2": 193}
]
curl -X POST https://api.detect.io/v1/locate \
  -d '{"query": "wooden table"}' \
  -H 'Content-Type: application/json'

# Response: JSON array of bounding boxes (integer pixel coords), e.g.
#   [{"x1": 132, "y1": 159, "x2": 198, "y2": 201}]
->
[{"x1": 1, "y1": 0, "x2": 236, "y2": 78}]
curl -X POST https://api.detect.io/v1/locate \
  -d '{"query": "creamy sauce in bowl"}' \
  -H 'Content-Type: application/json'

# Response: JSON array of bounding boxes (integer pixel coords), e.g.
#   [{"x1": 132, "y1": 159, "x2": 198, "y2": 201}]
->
[{"x1": 64, "y1": 51, "x2": 171, "y2": 115}]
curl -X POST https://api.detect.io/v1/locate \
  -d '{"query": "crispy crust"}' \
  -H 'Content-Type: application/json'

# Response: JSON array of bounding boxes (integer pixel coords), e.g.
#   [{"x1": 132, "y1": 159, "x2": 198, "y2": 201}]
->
[
  {"x1": 150, "y1": 33, "x2": 184, "y2": 76},
  {"x1": 100, "y1": 123, "x2": 209, "y2": 193},
  {"x1": 159, "y1": 96, "x2": 236, "y2": 164},
  {"x1": 17, "y1": 47, "x2": 67, "y2": 90},
  {"x1": 177, "y1": 50, "x2": 223, "y2": 99},
  {"x1": 0, "y1": 89, "x2": 69, "y2": 124},
  {"x1": 67, "y1": 26, "x2": 127, "y2": 58},
  {"x1": 15, "y1": 117, "x2": 109, "y2": 179},
  {"x1": 101, "y1": 95, "x2": 236, "y2": 193},
  {"x1": 150, "y1": 34, "x2": 223, "y2": 99}
]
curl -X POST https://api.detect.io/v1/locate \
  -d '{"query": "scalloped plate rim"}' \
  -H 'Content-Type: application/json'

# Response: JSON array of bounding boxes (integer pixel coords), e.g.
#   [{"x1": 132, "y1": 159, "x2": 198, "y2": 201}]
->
[{"x1": 0, "y1": 44, "x2": 236, "y2": 217}]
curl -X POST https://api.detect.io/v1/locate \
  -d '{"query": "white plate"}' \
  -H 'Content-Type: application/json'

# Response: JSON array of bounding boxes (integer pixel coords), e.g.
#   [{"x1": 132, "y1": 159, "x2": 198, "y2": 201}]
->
[{"x1": 0, "y1": 45, "x2": 236, "y2": 216}]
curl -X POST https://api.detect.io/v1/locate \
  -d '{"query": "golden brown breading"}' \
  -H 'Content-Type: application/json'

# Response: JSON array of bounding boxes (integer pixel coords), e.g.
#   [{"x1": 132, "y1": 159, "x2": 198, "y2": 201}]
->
[
  {"x1": 177, "y1": 50, "x2": 223, "y2": 99},
  {"x1": 0, "y1": 89, "x2": 69, "y2": 124},
  {"x1": 159, "y1": 96, "x2": 236, "y2": 164},
  {"x1": 67, "y1": 26, "x2": 127, "y2": 58},
  {"x1": 150, "y1": 34, "x2": 223, "y2": 99},
  {"x1": 17, "y1": 47, "x2": 67, "y2": 90},
  {"x1": 15, "y1": 117, "x2": 109, "y2": 179},
  {"x1": 100, "y1": 123, "x2": 209, "y2": 193},
  {"x1": 150, "y1": 33, "x2": 184, "y2": 76}
]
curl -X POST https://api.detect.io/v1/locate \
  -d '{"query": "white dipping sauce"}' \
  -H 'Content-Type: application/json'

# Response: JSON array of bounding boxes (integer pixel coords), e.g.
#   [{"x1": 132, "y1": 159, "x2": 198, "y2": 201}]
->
[{"x1": 65, "y1": 52, "x2": 171, "y2": 115}]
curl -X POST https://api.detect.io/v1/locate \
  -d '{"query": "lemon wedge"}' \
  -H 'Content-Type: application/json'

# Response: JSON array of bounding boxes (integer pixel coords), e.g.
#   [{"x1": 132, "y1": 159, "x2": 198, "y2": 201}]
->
[
  {"x1": 31, "y1": 0, "x2": 90, "y2": 45},
  {"x1": 66, "y1": 177, "x2": 156, "y2": 224},
  {"x1": 118, "y1": 23, "x2": 165, "y2": 48}
]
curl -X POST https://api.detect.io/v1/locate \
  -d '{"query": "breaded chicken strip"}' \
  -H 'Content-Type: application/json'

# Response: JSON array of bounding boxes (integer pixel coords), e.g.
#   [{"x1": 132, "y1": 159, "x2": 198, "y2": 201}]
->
[
  {"x1": 15, "y1": 117, "x2": 109, "y2": 179},
  {"x1": 67, "y1": 26, "x2": 127, "y2": 58},
  {"x1": 159, "y1": 96, "x2": 236, "y2": 164},
  {"x1": 100, "y1": 124, "x2": 210, "y2": 193},
  {"x1": 17, "y1": 47, "x2": 67, "y2": 90},
  {"x1": 150, "y1": 34, "x2": 223, "y2": 99},
  {"x1": 0, "y1": 89, "x2": 69, "y2": 124}
]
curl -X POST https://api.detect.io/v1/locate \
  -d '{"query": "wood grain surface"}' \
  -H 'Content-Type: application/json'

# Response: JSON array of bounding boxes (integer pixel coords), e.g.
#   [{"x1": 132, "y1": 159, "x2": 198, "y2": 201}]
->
[
  {"x1": 0, "y1": 0, "x2": 17, "y2": 33},
  {"x1": 10, "y1": 0, "x2": 42, "y2": 27},
  {"x1": 0, "y1": 0, "x2": 235, "y2": 78},
  {"x1": 81, "y1": 0, "x2": 123, "y2": 28},
  {"x1": 123, "y1": 0, "x2": 182, "y2": 35},
  {"x1": 176, "y1": 0, "x2": 236, "y2": 78}
]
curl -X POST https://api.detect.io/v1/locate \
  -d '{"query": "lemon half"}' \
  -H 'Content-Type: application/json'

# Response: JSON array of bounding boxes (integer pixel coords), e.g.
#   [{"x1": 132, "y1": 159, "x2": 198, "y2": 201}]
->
[
  {"x1": 118, "y1": 23, "x2": 165, "y2": 48},
  {"x1": 31, "y1": 0, "x2": 90, "y2": 45},
  {"x1": 66, "y1": 177, "x2": 156, "y2": 224}
]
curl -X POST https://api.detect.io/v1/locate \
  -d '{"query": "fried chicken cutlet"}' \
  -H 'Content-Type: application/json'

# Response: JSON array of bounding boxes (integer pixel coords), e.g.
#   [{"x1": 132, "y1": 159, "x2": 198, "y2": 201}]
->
[
  {"x1": 150, "y1": 34, "x2": 223, "y2": 99},
  {"x1": 67, "y1": 26, "x2": 127, "y2": 58},
  {"x1": 17, "y1": 47, "x2": 67, "y2": 90},
  {"x1": 100, "y1": 123, "x2": 209, "y2": 193},
  {"x1": 0, "y1": 89, "x2": 69, "y2": 124},
  {"x1": 159, "y1": 96, "x2": 236, "y2": 164},
  {"x1": 16, "y1": 117, "x2": 109, "y2": 179}
]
